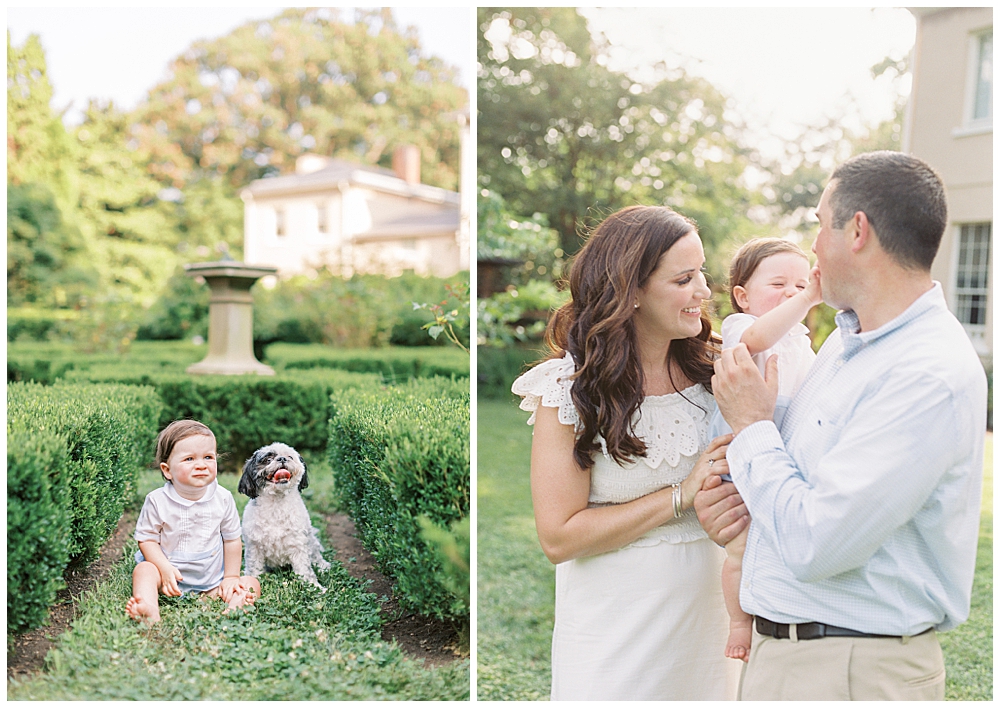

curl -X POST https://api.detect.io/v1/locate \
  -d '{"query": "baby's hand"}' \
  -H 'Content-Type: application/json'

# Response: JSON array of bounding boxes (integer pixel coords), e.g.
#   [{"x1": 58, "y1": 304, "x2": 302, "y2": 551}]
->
[
  {"x1": 804, "y1": 266, "x2": 822, "y2": 306},
  {"x1": 158, "y1": 563, "x2": 183, "y2": 597},
  {"x1": 220, "y1": 576, "x2": 243, "y2": 602}
]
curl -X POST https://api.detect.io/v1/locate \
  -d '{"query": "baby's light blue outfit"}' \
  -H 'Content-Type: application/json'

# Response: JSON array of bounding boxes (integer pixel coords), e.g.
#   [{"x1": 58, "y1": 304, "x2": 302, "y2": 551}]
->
[
  {"x1": 709, "y1": 313, "x2": 816, "y2": 479},
  {"x1": 134, "y1": 481, "x2": 242, "y2": 594}
]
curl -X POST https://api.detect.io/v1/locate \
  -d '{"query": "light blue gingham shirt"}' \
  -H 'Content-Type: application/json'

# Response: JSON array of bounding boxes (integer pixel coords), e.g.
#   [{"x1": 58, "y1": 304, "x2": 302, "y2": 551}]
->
[{"x1": 728, "y1": 283, "x2": 986, "y2": 635}]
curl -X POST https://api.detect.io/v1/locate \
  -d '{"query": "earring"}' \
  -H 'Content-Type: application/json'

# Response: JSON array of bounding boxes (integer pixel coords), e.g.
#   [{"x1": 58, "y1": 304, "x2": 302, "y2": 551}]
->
[{"x1": 634, "y1": 303, "x2": 639, "y2": 309}]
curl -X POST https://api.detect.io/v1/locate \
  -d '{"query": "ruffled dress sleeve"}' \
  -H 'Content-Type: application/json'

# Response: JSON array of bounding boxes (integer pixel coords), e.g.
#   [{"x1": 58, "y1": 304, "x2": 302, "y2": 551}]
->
[{"x1": 510, "y1": 351, "x2": 581, "y2": 431}]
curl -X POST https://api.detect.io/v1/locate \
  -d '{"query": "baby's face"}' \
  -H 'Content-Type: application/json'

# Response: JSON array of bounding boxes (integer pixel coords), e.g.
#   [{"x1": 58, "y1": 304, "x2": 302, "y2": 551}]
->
[
  {"x1": 162, "y1": 433, "x2": 218, "y2": 500},
  {"x1": 740, "y1": 252, "x2": 811, "y2": 317}
]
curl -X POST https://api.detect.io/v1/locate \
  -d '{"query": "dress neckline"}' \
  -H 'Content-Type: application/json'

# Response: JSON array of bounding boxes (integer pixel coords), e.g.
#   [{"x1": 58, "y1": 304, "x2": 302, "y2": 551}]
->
[{"x1": 642, "y1": 383, "x2": 705, "y2": 401}]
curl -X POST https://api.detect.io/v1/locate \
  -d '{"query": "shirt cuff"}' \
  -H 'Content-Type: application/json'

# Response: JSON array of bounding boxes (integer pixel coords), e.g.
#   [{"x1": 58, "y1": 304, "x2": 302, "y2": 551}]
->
[{"x1": 728, "y1": 419, "x2": 784, "y2": 483}]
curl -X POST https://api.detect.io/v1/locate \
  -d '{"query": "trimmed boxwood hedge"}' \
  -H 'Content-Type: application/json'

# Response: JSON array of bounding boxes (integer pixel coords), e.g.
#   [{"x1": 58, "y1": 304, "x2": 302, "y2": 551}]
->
[
  {"x1": 62, "y1": 367, "x2": 385, "y2": 465},
  {"x1": 7, "y1": 382, "x2": 162, "y2": 634},
  {"x1": 263, "y1": 343, "x2": 470, "y2": 381},
  {"x1": 7, "y1": 428, "x2": 72, "y2": 635},
  {"x1": 328, "y1": 380, "x2": 470, "y2": 621}
]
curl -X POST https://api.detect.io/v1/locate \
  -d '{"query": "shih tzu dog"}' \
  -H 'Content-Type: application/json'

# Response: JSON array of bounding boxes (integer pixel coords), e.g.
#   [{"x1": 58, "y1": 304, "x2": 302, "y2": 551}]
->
[{"x1": 239, "y1": 442, "x2": 330, "y2": 589}]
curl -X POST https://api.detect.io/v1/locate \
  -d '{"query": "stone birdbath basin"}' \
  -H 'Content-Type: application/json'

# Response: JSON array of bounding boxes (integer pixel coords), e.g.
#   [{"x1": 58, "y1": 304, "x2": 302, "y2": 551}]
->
[{"x1": 184, "y1": 261, "x2": 277, "y2": 376}]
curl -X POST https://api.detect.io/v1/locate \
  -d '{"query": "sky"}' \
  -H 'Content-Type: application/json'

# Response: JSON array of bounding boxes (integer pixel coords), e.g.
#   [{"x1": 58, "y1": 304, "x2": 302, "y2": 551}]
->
[
  {"x1": 8, "y1": 6, "x2": 915, "y2": 160},
  {"x1": 6, "y1": 6, "x2": 474, "y2": 126},
  {"x1": 579, "y1": 7, "x2": 917, "y2": 161}
]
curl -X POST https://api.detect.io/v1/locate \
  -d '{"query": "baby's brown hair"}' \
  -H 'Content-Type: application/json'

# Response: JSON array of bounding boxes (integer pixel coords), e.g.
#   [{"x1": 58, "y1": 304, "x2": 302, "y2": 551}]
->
[
  {"x1": 155, "y1": 420, "x2": 215, "y2": 479},
  {"x1": 728, "y1": 238, "x2": 810, "y2": 313}
]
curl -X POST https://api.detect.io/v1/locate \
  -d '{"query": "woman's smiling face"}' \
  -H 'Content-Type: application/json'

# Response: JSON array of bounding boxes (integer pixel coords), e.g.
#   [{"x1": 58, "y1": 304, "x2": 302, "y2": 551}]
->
[{"x1": 633, "y1": 230, "x2": 711, "y2": 342}]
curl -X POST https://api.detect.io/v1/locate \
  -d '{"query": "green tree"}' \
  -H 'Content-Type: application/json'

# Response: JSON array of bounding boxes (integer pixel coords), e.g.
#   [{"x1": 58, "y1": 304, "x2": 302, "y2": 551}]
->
[
  {"x1": 7, "y1": 32, "x2": 77, "y2": 209},
  {"x1": 72, "y1": 101, "x2": 181, "y2": 305},
  {"x1": 132, "y1": 7, "x2": 466, "y2": 194},
  {"x1": 477, "y1": 7, "x2": 761, "y2": 268},
  {"x1": 7, "y1": 183, "x2": 97, "y2": 308}
]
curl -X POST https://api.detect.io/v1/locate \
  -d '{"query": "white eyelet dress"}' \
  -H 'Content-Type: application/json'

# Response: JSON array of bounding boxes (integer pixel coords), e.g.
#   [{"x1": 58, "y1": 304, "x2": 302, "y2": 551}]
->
[{"x1": 512, "y1": 352, "x2": 740, "y2": 701}]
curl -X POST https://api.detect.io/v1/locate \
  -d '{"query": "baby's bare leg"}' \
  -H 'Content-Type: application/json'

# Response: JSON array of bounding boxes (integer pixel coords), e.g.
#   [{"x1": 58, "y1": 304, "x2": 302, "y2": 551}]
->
[
  {"x1": 722, "y1": 528, "x2": 753, "y2": 662},
  {"x1": 126, "y1": 561, "x2": 162, "y2": 624}
]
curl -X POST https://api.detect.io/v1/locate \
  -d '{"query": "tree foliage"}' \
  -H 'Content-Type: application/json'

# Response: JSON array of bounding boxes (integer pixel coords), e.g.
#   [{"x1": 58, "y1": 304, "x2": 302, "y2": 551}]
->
[
  {"x1": 133, "y1": 7, "x2": 466, "y2": 193},
  {"x1": 7, "y1": 183, "x2": 97, "y2": 308},
  {"x1": 477, "y1": 7, "x2": 761, "y2": 266},
  {"x1": 7, "y1": 10, "x2": 467, "y2": 347}
]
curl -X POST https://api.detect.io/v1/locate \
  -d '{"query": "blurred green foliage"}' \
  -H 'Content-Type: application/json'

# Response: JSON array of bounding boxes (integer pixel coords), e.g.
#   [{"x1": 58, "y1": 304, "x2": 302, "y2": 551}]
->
[{"x1": 8, "y1": 10, "x2": 467, "y2": 351}]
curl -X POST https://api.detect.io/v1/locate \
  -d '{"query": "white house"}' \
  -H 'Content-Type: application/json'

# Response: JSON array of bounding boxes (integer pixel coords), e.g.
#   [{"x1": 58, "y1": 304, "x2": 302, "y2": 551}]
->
[
  {"x1": 904, "y1": 7, "x2": 993, "y2": 362},
  {"x1": 242, "y1": 143, "x2": 464, "y2": 279}
]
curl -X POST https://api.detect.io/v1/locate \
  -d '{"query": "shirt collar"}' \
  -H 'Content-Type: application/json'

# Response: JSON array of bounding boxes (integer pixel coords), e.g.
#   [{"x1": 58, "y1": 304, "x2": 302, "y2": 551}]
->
[
  {"x1": 162, "y1": 480, "x2": 218, "y2": 506},
  {"x1": 835, "y1": 282, "x2": 945, "y2": 359}
]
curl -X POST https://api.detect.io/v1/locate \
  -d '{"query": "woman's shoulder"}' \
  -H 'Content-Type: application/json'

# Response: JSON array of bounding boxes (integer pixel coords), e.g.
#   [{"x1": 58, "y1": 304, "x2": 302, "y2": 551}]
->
[{"x1": 511, "y1": 351, "x2": 580, "y2": 429}]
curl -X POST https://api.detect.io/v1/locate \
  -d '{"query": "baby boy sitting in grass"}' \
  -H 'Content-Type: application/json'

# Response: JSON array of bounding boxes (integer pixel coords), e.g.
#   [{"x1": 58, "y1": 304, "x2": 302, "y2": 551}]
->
[{"x1": 126, "y1": 420, "x2": 259, "y2": 623}]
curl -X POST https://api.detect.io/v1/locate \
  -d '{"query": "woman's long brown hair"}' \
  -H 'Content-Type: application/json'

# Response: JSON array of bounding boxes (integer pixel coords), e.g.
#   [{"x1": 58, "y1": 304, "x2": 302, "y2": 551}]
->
[{"x1": 545, "y1": 206, "x2": 720, "y2": 470}]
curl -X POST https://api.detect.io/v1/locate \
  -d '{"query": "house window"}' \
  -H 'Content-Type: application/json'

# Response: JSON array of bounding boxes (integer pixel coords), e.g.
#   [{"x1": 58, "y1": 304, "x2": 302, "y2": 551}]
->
[
  {"x1": 954, "y1": 223, "x2": 991, "y2": 336},
  {"x1": 972, "y1": 31, "x2": 992, "y2": 121},
  {"x1": 275, "y1": 208, "x2": 286, "y2": 237},
  {"x1": 317, "y1": 202, "x2": 328, "y2": 234}
]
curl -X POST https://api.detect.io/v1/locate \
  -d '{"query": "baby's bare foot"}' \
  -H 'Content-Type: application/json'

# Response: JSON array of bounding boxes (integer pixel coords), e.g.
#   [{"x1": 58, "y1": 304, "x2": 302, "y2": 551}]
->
[
  {"x1": 222, "y1": 589, "x2": 255, "y2": 614},
  {"x1": 125, "y1": 596, "x2": 160, "y2": 624},
  {"x1": 725, "y1": 624, "x2": 752, "y2": 662}
]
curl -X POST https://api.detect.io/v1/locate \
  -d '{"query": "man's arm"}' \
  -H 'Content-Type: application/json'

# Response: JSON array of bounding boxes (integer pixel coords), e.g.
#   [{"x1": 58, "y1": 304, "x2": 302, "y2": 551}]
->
[{"x1": 728, "y1": 372, "x2": 967, "y2": 582}]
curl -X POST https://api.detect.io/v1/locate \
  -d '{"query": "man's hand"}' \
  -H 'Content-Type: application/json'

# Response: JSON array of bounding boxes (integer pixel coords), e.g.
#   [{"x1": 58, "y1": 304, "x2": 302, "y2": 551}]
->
[
  {"x1": 712, "y1": 343, "x2": 779, "y2": 435},
  {"x1": 694, "y1": 474, "x2": 749, "y2": 546}
]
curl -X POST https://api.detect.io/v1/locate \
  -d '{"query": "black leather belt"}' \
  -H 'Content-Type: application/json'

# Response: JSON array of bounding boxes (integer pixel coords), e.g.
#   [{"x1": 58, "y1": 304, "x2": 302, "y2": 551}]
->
[{"x1": 754, "y1": 616, "x2": 908, "y2": 640}]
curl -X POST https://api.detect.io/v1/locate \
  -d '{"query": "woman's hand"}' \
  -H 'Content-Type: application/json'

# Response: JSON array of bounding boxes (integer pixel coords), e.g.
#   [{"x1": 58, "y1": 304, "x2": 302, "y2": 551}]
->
[
  {"x1": 157, "y1": 563, "x2": 183, "y2": 597},
  {"x1": 680, "y1": 434, "x2": 733, "y2": 510}
]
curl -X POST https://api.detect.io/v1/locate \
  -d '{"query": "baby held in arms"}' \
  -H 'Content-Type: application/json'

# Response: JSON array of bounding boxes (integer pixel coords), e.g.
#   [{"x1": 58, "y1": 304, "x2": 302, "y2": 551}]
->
[{"x1": 709, "y1": 238, "x2": 822, "y2": 661}]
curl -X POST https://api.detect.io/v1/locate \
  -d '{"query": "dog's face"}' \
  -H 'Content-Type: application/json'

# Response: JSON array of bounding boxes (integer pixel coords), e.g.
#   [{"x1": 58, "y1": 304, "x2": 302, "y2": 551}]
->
[{"x1": 239, "y1": 442, "x2": 309, "y2": 499}]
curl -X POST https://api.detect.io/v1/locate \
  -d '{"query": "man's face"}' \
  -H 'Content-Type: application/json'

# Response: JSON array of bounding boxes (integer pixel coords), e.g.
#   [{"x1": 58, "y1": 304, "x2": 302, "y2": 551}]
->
[{"x1": 812, "y1": 180, "x2": 851, "y2": 310}]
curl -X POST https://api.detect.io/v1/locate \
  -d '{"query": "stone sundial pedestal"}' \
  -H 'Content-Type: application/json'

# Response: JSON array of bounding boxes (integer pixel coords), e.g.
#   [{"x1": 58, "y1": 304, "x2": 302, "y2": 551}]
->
[{"x1": 184, "y1": 261, "x2": 278, "y2": 376}]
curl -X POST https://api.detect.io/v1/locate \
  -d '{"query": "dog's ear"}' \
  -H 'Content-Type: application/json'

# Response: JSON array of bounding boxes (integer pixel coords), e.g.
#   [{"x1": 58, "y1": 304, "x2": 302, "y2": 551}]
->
[
  {"x1": 239, "y1": 451, "x2": 262, "y2": 499},
  {"x1": 298, "y1": 453, "x2": 309, "y2": 491}
]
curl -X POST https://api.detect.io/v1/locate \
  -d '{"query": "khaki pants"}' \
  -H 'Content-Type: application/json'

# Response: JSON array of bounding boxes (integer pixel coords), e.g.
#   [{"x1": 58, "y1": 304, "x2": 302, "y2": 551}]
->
[{"x1": 738, "y1": 625, "x2": 945, "y2": 700}]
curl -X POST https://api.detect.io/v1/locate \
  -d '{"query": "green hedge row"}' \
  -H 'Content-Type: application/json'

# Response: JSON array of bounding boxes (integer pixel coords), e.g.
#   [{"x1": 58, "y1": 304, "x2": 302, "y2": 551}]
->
[
  {"x1": 328, "y1": 381, "x2": 470, "y2": 622},
  {"x1": 263, "y1": 343, "x2": 470, "y2": 381},
  {"x1": 7, "y1": 382, "x2": 162, "y2": 634},
  {"x1": 63, "y1": 367, "x2": 384, "y2": 465},
  {"x1": 477, "y1": 345, "x2": 545, "y2": 399}
]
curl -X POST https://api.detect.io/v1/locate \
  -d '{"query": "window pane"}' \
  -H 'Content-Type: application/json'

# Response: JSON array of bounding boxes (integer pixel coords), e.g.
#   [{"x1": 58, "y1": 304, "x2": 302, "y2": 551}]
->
[
  {"x1": 974, "y1": 32, "x2": 993, "y2": 120},
  {"x1": 955, "y1": 223, "x2": 991, "y2": 326}
]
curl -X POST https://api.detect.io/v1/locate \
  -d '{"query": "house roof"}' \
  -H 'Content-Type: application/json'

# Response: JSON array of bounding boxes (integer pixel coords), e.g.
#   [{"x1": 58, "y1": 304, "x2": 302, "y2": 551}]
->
[
  {"x1": 242, "y1": 157, "x2": 459, "y2": 205},
  {"x1": 361, "y1": 210, "x2": 461, "y2": 241}
]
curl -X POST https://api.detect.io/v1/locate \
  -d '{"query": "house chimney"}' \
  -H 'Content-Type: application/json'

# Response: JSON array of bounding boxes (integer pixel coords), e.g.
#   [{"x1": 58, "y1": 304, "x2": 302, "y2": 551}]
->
[
  {"x1": 392, "y1": 144, "x2": 421, "y2": 185},
  {"x1": 296, "y1": 153, "x2": 331, "y2": 174}
]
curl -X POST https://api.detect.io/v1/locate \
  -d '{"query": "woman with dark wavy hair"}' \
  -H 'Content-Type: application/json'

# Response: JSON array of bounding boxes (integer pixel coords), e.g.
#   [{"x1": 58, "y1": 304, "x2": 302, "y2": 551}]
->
[{"x1": 512, "y1": 205, "x2": 740, "y2": 700}]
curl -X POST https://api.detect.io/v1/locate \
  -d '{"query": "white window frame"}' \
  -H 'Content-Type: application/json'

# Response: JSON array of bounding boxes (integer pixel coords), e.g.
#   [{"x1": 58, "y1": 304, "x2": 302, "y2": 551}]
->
[
  {"x1": 949, "y1": 222, "x2": 991, "y2": 354},
  {"x1": 954, "y1": 27, "x2": 993, "y2": 137}
]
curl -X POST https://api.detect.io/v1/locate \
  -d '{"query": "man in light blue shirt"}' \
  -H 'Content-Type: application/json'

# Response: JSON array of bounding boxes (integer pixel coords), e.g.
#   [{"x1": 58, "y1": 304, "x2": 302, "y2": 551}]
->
[{"x1": 697, "y1": 151, "x2": 987, "y2": 700}]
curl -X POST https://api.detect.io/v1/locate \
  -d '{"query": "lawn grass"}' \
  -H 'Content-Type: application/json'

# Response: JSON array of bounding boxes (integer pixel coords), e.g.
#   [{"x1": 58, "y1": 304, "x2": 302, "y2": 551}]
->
[
  {"x1": 8, "y1": 454, "x2": 470, "y2": 700},
  {"x1": 476, "y1": 399, "x2": 553, "y2": 701},
  {"x1": 938, "y1": 432, "x2": 992, "y2": 701},
  {"x1": 476, "y1": 400, "x2": 994, "y2": 701}
]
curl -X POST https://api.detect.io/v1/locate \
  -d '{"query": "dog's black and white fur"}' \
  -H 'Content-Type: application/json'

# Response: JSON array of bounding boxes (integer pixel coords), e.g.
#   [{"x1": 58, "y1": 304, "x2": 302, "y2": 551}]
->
[{"x1": 239, "y1": 442, "x2": 330, "y2": 588}]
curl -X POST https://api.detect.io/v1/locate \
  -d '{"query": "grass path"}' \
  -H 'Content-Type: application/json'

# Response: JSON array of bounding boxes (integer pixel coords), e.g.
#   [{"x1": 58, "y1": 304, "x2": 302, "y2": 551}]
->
[
  {"x1": 477, "y1": 399, "x2": 993, "y2": 701},
  {"x1": 8, "y1": 460, "x2": 469, "y2": 700}
]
